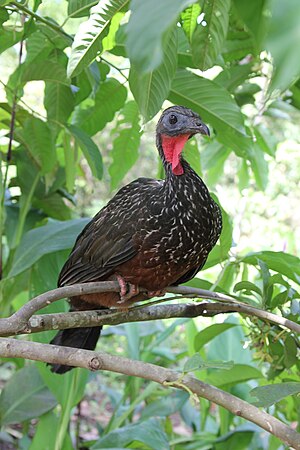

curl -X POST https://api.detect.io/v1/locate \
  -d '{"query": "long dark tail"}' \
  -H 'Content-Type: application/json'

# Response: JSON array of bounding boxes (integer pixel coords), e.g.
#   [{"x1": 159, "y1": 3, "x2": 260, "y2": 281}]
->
[{"x1": 49, "y1": 326, "x2": 102, "y2": 374}]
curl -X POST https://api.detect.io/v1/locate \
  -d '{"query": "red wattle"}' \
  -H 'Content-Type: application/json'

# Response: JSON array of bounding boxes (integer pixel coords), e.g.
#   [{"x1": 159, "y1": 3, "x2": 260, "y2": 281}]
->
[{"x1": 161, "y1": 134, "x2": 190, "y2": 175}]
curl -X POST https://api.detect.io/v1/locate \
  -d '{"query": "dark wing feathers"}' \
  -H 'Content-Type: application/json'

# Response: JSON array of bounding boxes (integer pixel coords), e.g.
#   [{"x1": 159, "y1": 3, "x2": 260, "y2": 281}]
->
[{"x1": 58, "y1": 179, "x2": 160, "y2": 287}]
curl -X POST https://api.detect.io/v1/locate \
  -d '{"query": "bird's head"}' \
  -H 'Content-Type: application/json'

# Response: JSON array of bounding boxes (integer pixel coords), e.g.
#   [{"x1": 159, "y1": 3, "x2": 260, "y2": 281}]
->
[{"x1": 156, "y1": 106, "x2": 209, "y2": 175}]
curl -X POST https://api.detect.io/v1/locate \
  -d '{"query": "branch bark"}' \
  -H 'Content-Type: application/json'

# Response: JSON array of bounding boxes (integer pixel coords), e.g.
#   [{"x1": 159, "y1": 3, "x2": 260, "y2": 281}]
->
[
  {"x1": 1, "y1": 337, "x2": 299, "y2": 450},
  {"x1": 0, "y1": 282, "x2": 299, "y2": 336}
]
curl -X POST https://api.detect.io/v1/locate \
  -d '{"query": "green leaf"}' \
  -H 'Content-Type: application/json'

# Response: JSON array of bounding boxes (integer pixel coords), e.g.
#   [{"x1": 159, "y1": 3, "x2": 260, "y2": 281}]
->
[
  {"x1": 242, "y1": 251, "x2": 300, "y2": 285},
  {"x1": 250, "y1": 382, "x2": 300, "y2": 407},
  {"x1": 62, "y1": 129, "x2": 76, "y2": 192},
  {"x1": 194, "y1": 323, "x2": 237, "y2": 351},
  {"x1": 266, "y1": 0, "x2": 300, "y2": 92},
  {"x1": 20, "y1": 118, "x2": 56, "y2": 175},
  {"x1": 141, "y1": 391, "x2": 189, "y2": 420},
  {"x1": 0, "y1": 367, "x2": 57, "y2": 426},
  {"x1": 91, "y1": 417, "x2": 169, "y2": 449},
  {"x1": 109, "y1": 101, "x2": 141, "y2": 190},
  {"x1": 283, "y1": 335, "x2": 298, "y2": 369},
  {"x1": 180, "y1": 3, "x2": 201, "y2": 43},
  {"x1": 74, "y1": 77, "x2": 127, "y2": 136},
  {"x1": 214, "y1": 63, "x2": 253, "y2": 92},
  {"x1": 182, "y1": 137, "x2": 202, "y2": 176},
  {"x1": 233, "y1": 0, "x2": 267, "y2": 48},
  {"x1": 233, "y1": 281, "x2": 262, "y2": 297},
  {"x1": 204, "y1": 200, "x2": 232, "y2": 268},
  {"x1": 126, "y1": 0, "x2": 196, "y2": 72},
  {"x1": 129, "y1": 27, "x2": 178, "y2": 121},
  {"x1": 67, "y1": 0, "x2": 98, "y2": 18},
  {"x1": 44, "y1": 83, "x2": 75, "y2": 129},
  {"x1": 202, "y1": 141, "x2": 231, "y2": 186},
  {"x1": 21, "y1": 60, "x2": 69, "y2": 85},
  {"x1": 0, "y1": 29, "x2": 23, "y2": 54},
  {"x1": 8, "y1": 218, "x2": 89, "y2": 277},
  {"x1": 169, "y1": 69, "x2": 253, "y2": 158},
  {"x1": 25, "y1": 29, "x2": 54, "y2": 63},
  {"x1": 207, "y1": 317, "x2": 253, "y2": 364},
  {"x1": 222, "y1": 32, "x2": 255, "y2": 63},
  {"x1": 192, "y1": 0, "x2": 230, "y2": 70},
  {"x1": 68, "y1": 124, "x2": 103, "y2": 179},
  {"x1": 249, "y1": 144, "x2": 269, "y2": 190},
  {"x1": 67, "y1": 0, "x2": 129, "y2": 77},
  {"x1": 206, "y1": 364, "x2": 263, "y2": 387},
  {"x1": 183, "y1": 354, "x2": 234, "y2": 373}
]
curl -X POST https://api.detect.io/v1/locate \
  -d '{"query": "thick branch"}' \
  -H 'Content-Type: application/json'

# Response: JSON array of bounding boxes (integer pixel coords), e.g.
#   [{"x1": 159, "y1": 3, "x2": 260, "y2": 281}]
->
[
  {"x1": 0, "y1": 282, "x2": 299, "y2": 336},
  {"x1": 0, "y1": 337, "x2": 299, "y2": 450}
]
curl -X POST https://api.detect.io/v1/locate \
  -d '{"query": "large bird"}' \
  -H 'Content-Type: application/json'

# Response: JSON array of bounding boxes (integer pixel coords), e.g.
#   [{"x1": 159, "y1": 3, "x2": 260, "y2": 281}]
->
[{"x1": 50, "y1": 105, "x2": 222, "y2": 373}]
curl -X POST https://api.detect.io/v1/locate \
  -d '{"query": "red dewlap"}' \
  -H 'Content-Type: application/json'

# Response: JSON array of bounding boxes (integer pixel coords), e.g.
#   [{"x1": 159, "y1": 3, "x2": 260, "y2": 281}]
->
[{"x1": 161, "y1": 134, "x2": 190, "y2": 175}]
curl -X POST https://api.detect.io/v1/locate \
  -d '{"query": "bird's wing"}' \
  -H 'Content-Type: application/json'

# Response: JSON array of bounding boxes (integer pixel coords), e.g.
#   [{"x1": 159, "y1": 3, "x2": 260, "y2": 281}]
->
[
  {"x1": 173, "y1": 258, "x2": 207, "y2": 286},
  {"x1": 58, "y1": 178, "x2": 162, "y2": 287}
]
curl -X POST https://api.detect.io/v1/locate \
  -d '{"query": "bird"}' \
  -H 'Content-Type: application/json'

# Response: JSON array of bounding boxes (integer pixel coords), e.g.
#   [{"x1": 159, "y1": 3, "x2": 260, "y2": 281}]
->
[{"x1": 49, "y1": 105, "x2": 222, "y2": 373}]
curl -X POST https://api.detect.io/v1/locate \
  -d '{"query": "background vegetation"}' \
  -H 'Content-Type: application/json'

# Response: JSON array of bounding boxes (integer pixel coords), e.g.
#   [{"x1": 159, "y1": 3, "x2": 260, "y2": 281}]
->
[{"x1": 0, "y1": 0, "x2": 300, "y2": 449}]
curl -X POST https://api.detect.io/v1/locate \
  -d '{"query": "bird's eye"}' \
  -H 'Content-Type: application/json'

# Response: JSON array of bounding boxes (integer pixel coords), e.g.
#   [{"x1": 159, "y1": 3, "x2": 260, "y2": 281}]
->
[{"x1": 169, "y1": 114, "x2": 177, "y2": 125}]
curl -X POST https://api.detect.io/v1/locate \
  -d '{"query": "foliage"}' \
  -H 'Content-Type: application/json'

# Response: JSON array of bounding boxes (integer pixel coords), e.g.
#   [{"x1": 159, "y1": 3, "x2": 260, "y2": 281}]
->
[{"x1": 0, "y1": 0, "x2": 299, "y2": 449}]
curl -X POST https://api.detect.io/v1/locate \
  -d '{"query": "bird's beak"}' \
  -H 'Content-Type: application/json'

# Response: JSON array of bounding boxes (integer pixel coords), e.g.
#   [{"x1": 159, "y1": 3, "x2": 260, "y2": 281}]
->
[
  {"x1": 188, "y1": 122, "x2": 210, "y2": 138},
  {"x1": 198, "y1": 123, "x2": 210, "y2": 136}
]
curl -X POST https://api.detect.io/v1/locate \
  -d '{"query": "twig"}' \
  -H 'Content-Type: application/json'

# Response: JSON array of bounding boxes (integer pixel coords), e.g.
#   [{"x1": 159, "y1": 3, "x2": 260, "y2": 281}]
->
[
  {"x1": 10, "y1": 2, "x2": 71, "y2": 41},
  {"x1": 0, "y1": 337, "x2": 299, "y2": 450},
  {"x1": 0, "y1": 282, "x2": 299, "y2": 336}
]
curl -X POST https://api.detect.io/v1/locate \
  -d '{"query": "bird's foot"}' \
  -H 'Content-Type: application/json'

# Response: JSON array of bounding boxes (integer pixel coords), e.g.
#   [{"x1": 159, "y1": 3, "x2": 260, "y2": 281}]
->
[
  {"x1": 146, "y1": 289, "x2": 166, "y2": 299},
  {"x1": 116, "y1": 274, "x2": 140, "y2": 304}
]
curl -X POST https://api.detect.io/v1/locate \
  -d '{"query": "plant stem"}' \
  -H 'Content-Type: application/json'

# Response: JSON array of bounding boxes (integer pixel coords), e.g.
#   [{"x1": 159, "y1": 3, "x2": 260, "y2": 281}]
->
[
  {"x1": 55, "y1": 373, "x2": 76, "y2": 450},
  {"x1": 12, "y1": 171, "x2": 40, "y2": 249},
  {"x1": 10, "y1": 1, "x2": 71, "y2": 40}
]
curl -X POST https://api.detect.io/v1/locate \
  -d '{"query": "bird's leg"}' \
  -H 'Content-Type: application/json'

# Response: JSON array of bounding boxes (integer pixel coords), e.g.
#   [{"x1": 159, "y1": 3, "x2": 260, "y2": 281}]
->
[
  {"x1": 116, "y1": 274, "x2": 140, "y2": 304},
  {"x1": 146, "y1": 290, "x2": 166, "y2": 299}
]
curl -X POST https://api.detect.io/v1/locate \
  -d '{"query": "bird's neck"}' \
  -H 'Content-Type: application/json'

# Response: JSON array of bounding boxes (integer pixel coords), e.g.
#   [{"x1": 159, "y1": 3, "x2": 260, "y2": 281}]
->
[
  {"x1": 157, "y1": 133, "x2": 193, "y2": 181},
  {"x1": 156, "y1": 133, "x2": 212, "y2": 203}
]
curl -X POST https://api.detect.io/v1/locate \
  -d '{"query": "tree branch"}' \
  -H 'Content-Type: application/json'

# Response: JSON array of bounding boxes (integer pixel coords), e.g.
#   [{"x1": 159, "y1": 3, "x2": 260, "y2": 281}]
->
[
  {"x1": 0, "y1": 337, "x2": 299, "y2": 450},
  {"x1": 0, "y1": 282, "x2": 299, "y2": 336}
]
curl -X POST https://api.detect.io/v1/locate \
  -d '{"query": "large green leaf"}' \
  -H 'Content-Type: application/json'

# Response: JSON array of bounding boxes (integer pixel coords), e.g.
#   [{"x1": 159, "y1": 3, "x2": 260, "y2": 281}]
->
[
  {"x1": 68, "y1": 124, "x2": 103, "y2": 179},
  {"x1": 141, "y1": 391, "x2": 189, "y2": 420},
  {"x1": 251, "y1": 382, "x2": 300, "y2": 407},
  {"x1": 91, "y1": 417, "x2": 169, "y2": 449},
  {"x1": 44, "y1": 83, "x2": 75, "y2": 132},
  {"x1": 109, "y1": 101, "x2": 141, "y2": 190},
  {"x1": 214, "y1": 63, "x2": 253, "y2": 92},
  {"x1": 0, "y1": 366, "x2": 57, "y2": 426},
  {"x1": 24, "y1": 29, "x2": 54, "y2": 63},
  {"x1": 19, "y1": 118, "x2": 56, "y2": 175},
  {"x1": 169, "y1": 69, "x2": 253, "y2": 157},
  {"x1": 266, "y1": 0, "x2": 300, "y2": 92},
  {"x1": 242, "y1": 251, "x2": 300, "y2": 285},
  {"x1": 129, "y1": 27, "x2": 177, "y2": 121},
  {"x1": 126, "y1": 0, "x2": 196, "y2": 73},
  {"x1": 67, "y1": 0, "x2": 129, "y2": 77},
  {"x1": 74, "y1": 77, "x2": 127, "y2": 135},
  {"x1": 206, "y1": 364, "x2": 262, "y2": 387},
  {"x1": 67, "y1": 0, "x2": 98, "y2": 18},
  {"x1": 0, "y1": 28, "x2": 23, "y2": 54},
  {"x1": 204, "y1": 199, "x2": 232, "y2": 269},
  {"x1": 180, "y1": 3, "x2": 201, "y2": 43},
  {"x1": 8, "y1": 218, "x2": 89, "y2": 277},
  {"x1": 21, "y1": 60, "x2": 69, "y2": 85},
  {"x1": 192, "y1": 0, "x2": 231, "y2": 70},
  {"x1": 248, "y1": 143, "x2": 268, "y2": 190},
  {"x1": 194, "y1": 323, "x2": 237, "y2": 351},
  {"x1": 182, "y1": 137, "x2": 202, "y2": 176},
  {"x1": 233, "y1": 0, "x2": 267, "y2": 49}
]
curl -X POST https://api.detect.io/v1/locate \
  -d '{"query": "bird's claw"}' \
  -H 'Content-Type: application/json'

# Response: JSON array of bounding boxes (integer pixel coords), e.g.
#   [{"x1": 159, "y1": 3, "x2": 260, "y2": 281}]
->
[
  {"x1": 116, "y1": 274, "x2": 139, "y2": 304},
  {"x1": 146, "y1": 290, "x2": 166, "y2": 298}
]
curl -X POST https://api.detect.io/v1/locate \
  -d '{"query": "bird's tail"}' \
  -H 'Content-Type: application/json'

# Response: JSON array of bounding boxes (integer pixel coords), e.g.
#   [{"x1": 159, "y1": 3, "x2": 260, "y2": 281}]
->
[{"x1": 49, "y1": 326, "x2": 102, "y2": 374}]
